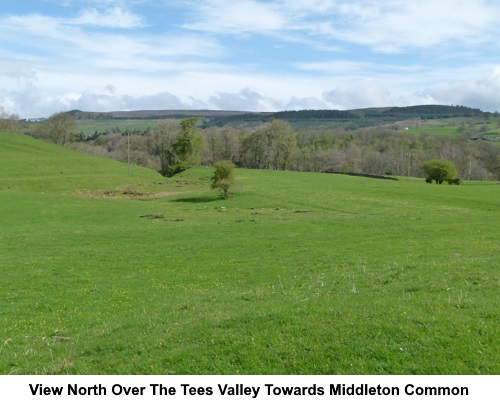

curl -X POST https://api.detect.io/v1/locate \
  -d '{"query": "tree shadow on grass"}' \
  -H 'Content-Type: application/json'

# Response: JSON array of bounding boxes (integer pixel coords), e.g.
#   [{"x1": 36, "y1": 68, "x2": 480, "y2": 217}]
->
[{"x1": 171, "y1": 194, "x2": 222, "y2": 203}]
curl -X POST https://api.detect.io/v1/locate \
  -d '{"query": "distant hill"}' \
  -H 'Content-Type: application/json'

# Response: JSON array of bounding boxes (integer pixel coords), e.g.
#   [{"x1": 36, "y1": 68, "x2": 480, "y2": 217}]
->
[
  {"x1": 68, "y1": 109, "x2": 260, "y2": 120},
  {"x1": 68, "y1": 104, "x2": 493, "y2": 130}
]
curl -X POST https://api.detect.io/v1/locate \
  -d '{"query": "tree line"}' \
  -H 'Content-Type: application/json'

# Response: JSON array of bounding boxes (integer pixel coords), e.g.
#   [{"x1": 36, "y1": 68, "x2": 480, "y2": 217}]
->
[
  {"x1": 7, "y1": 110, "x2": 500, "y2": 181},
  {"x1": 0, "y1": 107, "x2": 23, "y2": 134},
  {"x1": 191, "y1": 104, "x2": 497, "y2": 129}
]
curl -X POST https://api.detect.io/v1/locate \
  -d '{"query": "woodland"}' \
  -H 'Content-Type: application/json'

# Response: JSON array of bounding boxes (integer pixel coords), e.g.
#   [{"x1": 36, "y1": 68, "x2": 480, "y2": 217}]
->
[{"x1": 3, "y1": 105, "x2": 500, "y2": 181}]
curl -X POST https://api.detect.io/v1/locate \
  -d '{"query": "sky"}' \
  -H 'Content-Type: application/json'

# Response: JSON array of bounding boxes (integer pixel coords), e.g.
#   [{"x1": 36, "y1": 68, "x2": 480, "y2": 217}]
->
[{"x1": 1, "y1": 0, "x2": 500, "y2": 118}]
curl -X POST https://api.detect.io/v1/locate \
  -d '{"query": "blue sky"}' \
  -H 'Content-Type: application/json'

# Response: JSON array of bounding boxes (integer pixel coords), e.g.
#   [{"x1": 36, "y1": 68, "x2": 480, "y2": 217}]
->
[{"x1": 1, "y1": 0, "x2": 500, "y2": 117}]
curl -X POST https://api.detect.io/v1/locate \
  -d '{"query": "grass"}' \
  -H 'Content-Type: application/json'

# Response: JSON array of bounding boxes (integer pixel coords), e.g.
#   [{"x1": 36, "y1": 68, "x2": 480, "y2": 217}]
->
[
  {"x1": 0, "y1": 132, "x2": 499, "y2": 375},
  {"x1": 0, "y1": 131, "x2": 169, "y2": 193},
  {"x1": 405, "y1": 117, "x2": 500, "y2": 142}
]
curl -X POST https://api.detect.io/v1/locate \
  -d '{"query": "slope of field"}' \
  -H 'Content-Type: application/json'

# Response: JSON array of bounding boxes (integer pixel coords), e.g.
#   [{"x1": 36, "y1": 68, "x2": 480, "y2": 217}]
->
[
  {"x1": 0, "y1": 132, "x2": 167, "y2": 192},
  {"x1": 1, "y1": 132, "x2": 499, "y2": 374}
]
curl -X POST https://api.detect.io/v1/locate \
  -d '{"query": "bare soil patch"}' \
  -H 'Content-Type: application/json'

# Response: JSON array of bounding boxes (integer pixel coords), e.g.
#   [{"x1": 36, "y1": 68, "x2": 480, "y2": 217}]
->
[{"x1": 74, "y1": 188, "x2": 184, "y2": 200}]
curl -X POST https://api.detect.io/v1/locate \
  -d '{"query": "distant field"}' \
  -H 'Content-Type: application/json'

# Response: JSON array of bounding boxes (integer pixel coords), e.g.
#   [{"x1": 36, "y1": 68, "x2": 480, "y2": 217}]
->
[
  {"x1": 1, "y1": 132, "x2": 499, "y2": 374},
  {"x1": 405, "y1": 117, "x2": 500, "y2": 142},
  {"x1": 74, "y1": 113, "x2": 500, "y2": 144},
  {"x1": 77, "y1": 119, "x2": 161, "y2": 135}
]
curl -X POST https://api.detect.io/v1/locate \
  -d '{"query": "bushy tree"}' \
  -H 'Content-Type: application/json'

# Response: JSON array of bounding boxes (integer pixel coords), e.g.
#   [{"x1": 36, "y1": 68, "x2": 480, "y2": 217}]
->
[
  {"x1": 172, "y1": 117, "x2": 203, "y2": 164},
  {"x1": 421, "y1": 159, "x2": 458, "y2": 184},
  {"x1": 262, "y1": 118, "x2": 297, "y2": 170},
  {"x1": 239, "y1": 119, "x2": 296, "y2": 170},
  {"x1": 150, "y1": 119, "x2": 179, "y2": 176},
  {"x1": 163, "y1": 117, "x2": 203, "y2": 177},
  {"x1": 211, "y1": 161, "x2": 235, "y2": 199},
  {"x1": 45, "y1": 112, "x2": 78, "y2": 145}
]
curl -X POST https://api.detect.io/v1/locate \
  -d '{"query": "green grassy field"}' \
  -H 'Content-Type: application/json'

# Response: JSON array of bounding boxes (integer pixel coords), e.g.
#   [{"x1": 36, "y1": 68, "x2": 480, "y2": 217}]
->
[
  {"x1": 405, "y1": 117, "x2": 500, "y2": 142},
  {"x1": 1, "y1": 131, "x2": 499, "y2": 375}
]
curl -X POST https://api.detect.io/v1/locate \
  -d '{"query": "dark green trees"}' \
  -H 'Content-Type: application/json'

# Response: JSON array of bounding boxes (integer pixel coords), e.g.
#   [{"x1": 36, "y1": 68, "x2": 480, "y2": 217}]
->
[
  {"x1": 150, "y1": 119, "x2": 179, "y2": 176},
  {"x1": 172, "y1": 117, "x2": 202, "y2": 165},
  {"x1": 153, "y1": 117, "x2": 203, "y2": 177},
  {"x1": 240, "y1": 118, "x2": 297, "y2": 170}
]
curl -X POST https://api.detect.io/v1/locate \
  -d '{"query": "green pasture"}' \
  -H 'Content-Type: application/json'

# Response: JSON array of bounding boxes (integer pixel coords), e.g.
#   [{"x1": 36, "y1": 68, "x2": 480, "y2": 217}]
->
[
  {"x1": 0, "y1": 131, "x2": 169, "y2": 193},
  {"x1": 406, "y1": 117, "x2": 500, "y2": 141},
  {"x1": 1, "y1": 132, "x2": 499, "y2": 374},
  {"x1": 405, "y1": 125, "x2": 459, "y2": 136}
]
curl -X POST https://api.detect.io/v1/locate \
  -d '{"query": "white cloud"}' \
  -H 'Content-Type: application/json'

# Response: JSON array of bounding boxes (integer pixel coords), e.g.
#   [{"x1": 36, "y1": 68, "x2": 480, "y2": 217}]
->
[
  {"x1": 4, "y1": 65, "x2": 500, "y2": 118},
  {"x1": 182, "y1": 0, "x2": 286, "y2": 35},
  {"x1": 208, "y1": 88, "x2": 282, "y2": 111},
  {"x1": 295, "y1": 60, "x2": 390, "y2": 77},
  {"x1": 0, "y1": 10, "x2": 223, "y2": 80},
  {"x1": 2, "y1": 1, "x2": 500, "y2": 117},
  {"x1": 285, "y1": 96, "x2": 330, "y2": 110},
  {"x1": 71, "y1": 87, "x2": 195, "y2": 112},
  {"x1": 71, "y1": 7, "x2": 145, "y2": 28},
  {"x1": 0, "y1": 83, "x2": 201, "y2": 117},
  {"x1": 323, "y1": 79, "x2": 393, "y2": 109},
  {"x1": 415, "y1": 66, "x2": 500, "y2": 112},
  {"x1": 333, "y1": 0, "x2": 499, "y2": 52},
  {"x1": 182, "y1": 0, "x2": 500, "y2": 52}
]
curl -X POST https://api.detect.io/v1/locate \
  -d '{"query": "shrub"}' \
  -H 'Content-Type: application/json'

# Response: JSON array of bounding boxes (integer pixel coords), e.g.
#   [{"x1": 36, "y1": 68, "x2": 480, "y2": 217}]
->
[
  {"x1": 211, "y1": 161, "x2": 235, "y2": 199},
  {"x1": 422, "y1": 159, "x2": 457, "y2": 184},
  {"x1": 165, "y1": 162, "x2": 188, "y2": 177},
  {"x1": 446, "y1": 178, "x2": 462, "y2": 185}
]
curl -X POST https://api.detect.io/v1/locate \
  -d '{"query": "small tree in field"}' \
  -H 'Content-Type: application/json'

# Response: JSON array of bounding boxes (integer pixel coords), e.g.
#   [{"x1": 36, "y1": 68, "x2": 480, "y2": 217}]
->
[
  {"x1": 421, "y1": 159, "x2": 458, "y2": 184},
  {"x1": 211, "y1": 161, "x2": 235, "y2": 199}
]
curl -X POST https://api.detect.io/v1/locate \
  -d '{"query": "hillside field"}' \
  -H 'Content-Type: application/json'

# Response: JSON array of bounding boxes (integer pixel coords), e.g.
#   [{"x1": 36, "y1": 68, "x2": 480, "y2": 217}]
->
[
  {"x1": 0, "y1": 131, "x2": 499, "y2": 374},
  {"x1": 73, "y1": 107, "x2": 500, "y2": 141}
]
